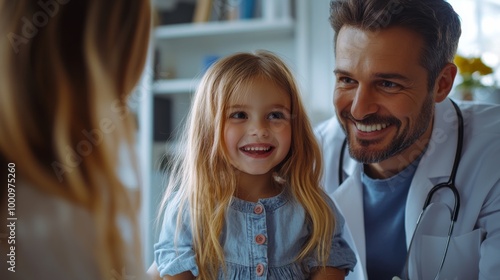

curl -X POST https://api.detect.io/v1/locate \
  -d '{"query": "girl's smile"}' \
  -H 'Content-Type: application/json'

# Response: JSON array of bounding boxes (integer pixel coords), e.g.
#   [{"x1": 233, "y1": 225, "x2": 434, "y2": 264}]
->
[{"x1": 239, "y1": 143, "x2": 275, "y2": 158}]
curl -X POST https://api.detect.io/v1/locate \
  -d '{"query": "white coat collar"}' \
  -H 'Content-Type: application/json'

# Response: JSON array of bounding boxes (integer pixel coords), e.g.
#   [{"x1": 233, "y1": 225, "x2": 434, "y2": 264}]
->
[
  {"x1": 421, "y1": 98, "x2": 461, "y2": 179},
  {"x1": 404, "y1": 98, "x2": 461, "y2": 245},
  {"x1": 341, "y1": 144, "x2": 358, "y2": 180}
]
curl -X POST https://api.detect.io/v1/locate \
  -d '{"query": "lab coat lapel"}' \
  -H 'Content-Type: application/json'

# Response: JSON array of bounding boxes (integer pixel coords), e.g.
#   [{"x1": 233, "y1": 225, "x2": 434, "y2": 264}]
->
[
  {"x1": 343, "y1": 149, "x2": 357, "y2": 179},
  {"x1": 333, "y1": 164, "x2": 367, "y2": 279},
  {"x1": 405, "y1": 99, "x2": 460, "y2": 246}
]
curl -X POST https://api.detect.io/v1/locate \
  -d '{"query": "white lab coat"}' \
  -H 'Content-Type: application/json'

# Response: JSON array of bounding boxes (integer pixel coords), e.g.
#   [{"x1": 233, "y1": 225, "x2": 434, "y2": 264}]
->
[{"x1": 315, "y1": 98, "x2": 500, "y2": 280}]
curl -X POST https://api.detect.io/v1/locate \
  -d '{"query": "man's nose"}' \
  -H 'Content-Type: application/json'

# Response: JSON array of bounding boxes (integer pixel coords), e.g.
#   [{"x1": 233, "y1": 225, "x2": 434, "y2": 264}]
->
[{"x1": 350, "y1": 86, "x2": 378, "y2": 120}]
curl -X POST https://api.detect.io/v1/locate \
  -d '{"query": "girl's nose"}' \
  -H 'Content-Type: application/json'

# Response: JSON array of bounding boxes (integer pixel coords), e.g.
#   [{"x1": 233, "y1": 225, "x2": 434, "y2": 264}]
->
[{"x1": 249, "y1": 121, "x2": 270, "y2": 138}]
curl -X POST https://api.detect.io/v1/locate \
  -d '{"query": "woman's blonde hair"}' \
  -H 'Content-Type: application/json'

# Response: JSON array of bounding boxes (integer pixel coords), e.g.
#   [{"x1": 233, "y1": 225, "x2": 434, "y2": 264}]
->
[
  {"x1": 163, "y1": 51, "x2": 335, "y2": 279},
  {"x1": 0, "y1": 0, "x2": 151, "y2": 278}
]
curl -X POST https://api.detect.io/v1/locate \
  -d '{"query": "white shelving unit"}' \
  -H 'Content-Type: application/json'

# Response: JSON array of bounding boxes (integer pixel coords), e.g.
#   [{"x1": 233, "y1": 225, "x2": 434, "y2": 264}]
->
[
  {"x1": 154, "y1": 18, "x2": 294, "y2": 39},
  {"x1": 152, "y1": 78, "x2": 199, "y2": 94},
  {"x1": 138, "y1": 0, "x2": 334, "y2": 268}
]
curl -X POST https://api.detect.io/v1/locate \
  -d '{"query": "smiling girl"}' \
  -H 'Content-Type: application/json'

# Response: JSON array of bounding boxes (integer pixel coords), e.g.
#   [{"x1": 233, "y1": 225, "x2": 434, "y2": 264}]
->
[{"x1": 153, "y1": 51, "x2": 356, "y2": 280}]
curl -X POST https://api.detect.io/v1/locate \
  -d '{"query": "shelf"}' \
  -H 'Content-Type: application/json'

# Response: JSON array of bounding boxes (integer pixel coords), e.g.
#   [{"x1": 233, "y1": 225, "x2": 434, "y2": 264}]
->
[
  {"x1": 152, "y1": 78, "x2": 200, "y2": 94},
  {"x1": 154, "y1": 18, "x2": 294, "y2": 40}
]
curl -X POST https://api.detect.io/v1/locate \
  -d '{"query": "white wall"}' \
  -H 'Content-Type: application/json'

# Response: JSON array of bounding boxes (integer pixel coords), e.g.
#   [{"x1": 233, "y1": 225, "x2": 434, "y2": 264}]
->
[{"x1": 304, "y1": 0, "x2": 336, "y2": 125}]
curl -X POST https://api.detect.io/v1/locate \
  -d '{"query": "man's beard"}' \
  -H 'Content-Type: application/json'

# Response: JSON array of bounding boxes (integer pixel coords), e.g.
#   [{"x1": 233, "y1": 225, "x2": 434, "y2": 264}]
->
[{"x1": 339, "y1": 94, "x2": 434, "y2": 163}]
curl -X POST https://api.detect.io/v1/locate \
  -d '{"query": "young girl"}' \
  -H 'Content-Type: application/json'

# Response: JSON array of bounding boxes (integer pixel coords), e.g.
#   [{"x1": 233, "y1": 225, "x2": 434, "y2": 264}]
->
[{"x1": 153, "y1": 51, "x2": 356, "y2": 279}]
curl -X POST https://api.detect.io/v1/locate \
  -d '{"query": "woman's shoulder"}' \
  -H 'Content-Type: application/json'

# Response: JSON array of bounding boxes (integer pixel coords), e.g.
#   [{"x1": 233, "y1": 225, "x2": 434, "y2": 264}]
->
[{"x1": 14, "y1": 182, "x2": 100, "y2": 279}]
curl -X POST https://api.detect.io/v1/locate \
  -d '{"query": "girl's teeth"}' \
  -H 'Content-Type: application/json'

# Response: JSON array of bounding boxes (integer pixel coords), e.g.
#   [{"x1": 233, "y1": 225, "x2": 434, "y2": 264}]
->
[{"x1": 243, "y1": 147, "x2": 270, "y2": 151}]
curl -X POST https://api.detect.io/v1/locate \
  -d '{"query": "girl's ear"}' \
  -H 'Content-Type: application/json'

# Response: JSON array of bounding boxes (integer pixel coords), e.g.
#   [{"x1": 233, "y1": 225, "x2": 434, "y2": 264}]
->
[{"x1": 433, "y1": 63, "x2": 458, "y2": 103}]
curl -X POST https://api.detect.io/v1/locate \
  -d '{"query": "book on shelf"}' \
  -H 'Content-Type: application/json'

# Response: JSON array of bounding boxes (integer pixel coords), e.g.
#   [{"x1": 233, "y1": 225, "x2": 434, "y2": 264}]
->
[
  {"x1": 159, "y1": 0, "x2": 291, "y2": 25},
  {"x1": 193, "y1": 0, "x2": 213, "y2": 22},
  {"x1": 194, "y1": 0, "x2": 262, "y2": 23},
  {"x1": 227, "y1": 0, "x2": 257, "y2": 20},
  {"x1": 155, "y1": 0, "x2": 197, "y2": 25},
  {"x1": 262, "y1": 0, "x2": 291, "y2": 21}
]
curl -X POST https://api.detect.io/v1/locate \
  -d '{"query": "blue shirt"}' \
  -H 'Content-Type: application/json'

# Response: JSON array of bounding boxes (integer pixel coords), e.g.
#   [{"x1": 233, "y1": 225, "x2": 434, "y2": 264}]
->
[
  {"x1": 154, "y1": 189, "x2": 357, "y2": 279},
  {"x1": 362, "y1": 156, "x2": 422, "y2": 280}
]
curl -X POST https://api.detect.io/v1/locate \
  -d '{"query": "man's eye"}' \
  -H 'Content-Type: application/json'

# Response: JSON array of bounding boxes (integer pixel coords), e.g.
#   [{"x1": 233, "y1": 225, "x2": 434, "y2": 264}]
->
[
  {"x1": 229, "y1": 111, "x2": 247, "y2": 119},
  {"x1": 378, "y1": 80, "x2": 404, "y2": 93},
  {"x1": 268, "y1": 111, "x2": 286, "y2": 120},
  {"x1": 380, "y1": 81, "x2": 398, "y2": 88},
  {"x1": 338, "y1": 77, "x2": 356, "y2": 84}
]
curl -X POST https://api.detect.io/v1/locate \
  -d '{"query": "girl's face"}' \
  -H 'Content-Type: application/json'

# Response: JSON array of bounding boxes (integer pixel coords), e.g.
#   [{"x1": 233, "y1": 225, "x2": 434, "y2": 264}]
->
[{"x1": 223, "y1": 77, "x2": 292, "y2": 177}]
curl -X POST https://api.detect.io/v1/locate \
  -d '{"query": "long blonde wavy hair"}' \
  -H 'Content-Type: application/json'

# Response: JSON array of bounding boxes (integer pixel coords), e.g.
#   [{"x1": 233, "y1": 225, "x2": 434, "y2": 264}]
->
[
  {"x1": 0, "y1": 0, "x2": 151, "y2": 278},
  {"x1": 162, "y1": 51, "x2": 335, "y2": 279}
]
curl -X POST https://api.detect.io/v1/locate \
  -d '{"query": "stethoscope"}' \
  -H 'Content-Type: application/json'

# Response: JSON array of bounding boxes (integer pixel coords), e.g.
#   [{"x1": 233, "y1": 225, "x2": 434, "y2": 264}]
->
[{"x1": 338, "y1": 100, "x2": 463, "y2": 280}]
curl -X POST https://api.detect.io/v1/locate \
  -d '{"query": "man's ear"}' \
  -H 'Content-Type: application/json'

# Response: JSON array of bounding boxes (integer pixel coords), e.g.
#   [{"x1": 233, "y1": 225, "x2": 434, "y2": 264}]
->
[{"x1": 433, "y1": 63, "x2": 458, "y2": 103}]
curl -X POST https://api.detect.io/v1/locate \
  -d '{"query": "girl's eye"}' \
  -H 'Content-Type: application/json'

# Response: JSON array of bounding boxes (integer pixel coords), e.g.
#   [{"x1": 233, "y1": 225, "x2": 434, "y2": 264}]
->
[
  {"x1": 229, "y1": 111, "x2": 247, "y2": 119},
  {"x1": 268, "y1": 111, "x2": 286, "y2": 120}
]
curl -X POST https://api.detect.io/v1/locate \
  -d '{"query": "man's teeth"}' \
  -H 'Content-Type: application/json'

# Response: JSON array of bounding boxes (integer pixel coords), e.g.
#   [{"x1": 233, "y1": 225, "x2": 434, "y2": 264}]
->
[
  {"x1": 242, "y1": 147, "x2": 271, "y2": 151},
  {"x1": 356, "y1": 123, "x2": 388, "y2": 132}
]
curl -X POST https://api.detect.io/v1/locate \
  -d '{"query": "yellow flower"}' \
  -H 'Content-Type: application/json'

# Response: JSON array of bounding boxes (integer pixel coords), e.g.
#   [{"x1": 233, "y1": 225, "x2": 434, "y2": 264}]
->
[
  {"x1": 454, "y1": 54, "x2": 493, "y2": 76},
  {"x1": 454, "y1": 54, "x2": 494, "y2": 89},
  {"x1": 454, "y1": 55, "x2": 470, "y2": 74}
]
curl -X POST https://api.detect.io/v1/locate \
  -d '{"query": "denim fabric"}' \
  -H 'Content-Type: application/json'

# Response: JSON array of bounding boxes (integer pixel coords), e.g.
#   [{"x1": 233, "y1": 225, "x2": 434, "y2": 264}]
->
[{"x1": 154, "y1": 189, "x2": 356, "y2": 279}]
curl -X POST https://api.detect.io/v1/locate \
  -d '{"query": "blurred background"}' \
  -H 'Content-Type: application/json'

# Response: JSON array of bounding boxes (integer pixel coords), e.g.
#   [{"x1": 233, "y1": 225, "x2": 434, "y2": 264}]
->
[{"x1": 136, "y1": 0, "x2": 500, "y2": 267}]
